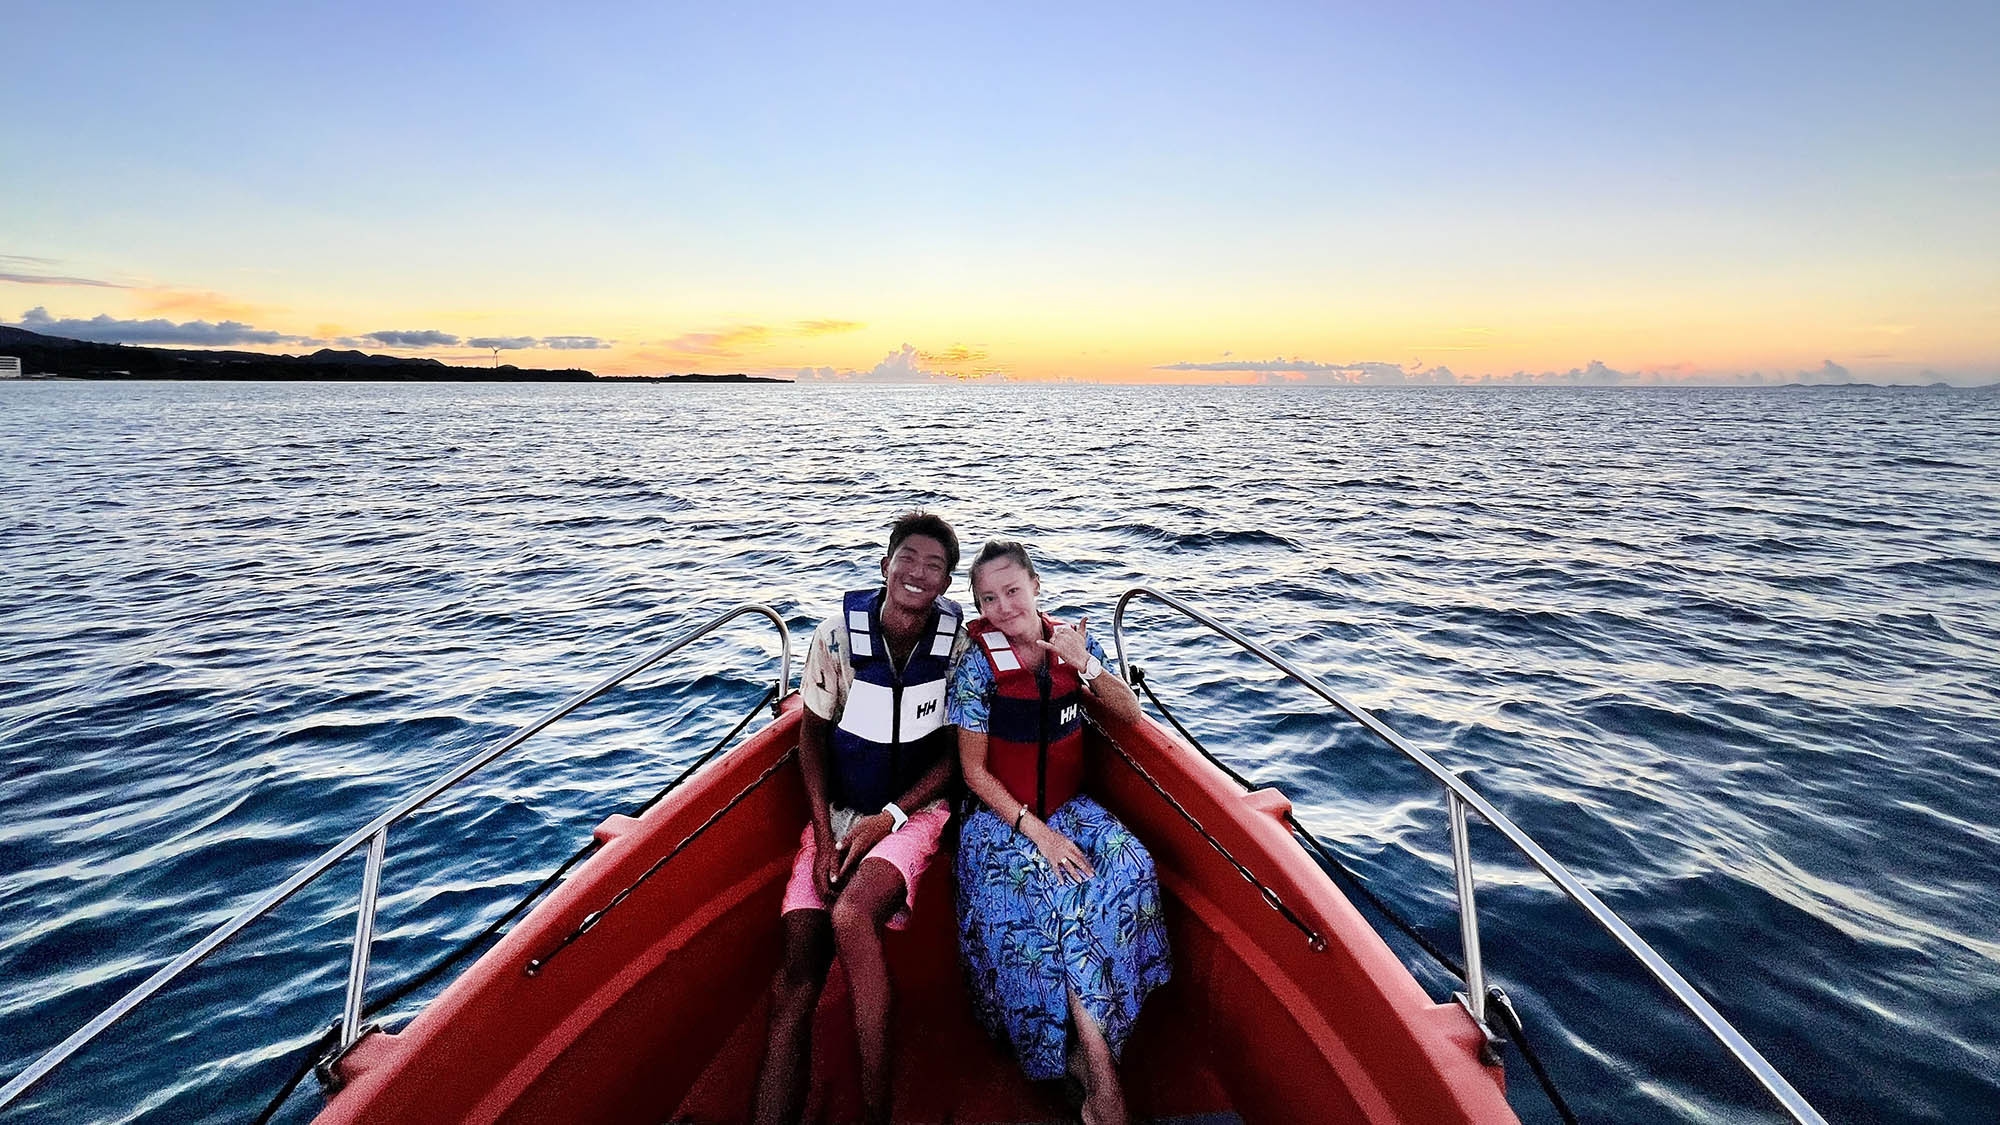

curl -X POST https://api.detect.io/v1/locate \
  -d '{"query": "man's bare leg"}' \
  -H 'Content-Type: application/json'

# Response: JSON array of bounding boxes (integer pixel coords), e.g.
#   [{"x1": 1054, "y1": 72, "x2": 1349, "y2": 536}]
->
[
  {"x1": 830, "y1": 858, "x2": 908, "y2": 1125},
  {"x1": 753, "y1": 909, "x2": 834, "y2": 1125}
]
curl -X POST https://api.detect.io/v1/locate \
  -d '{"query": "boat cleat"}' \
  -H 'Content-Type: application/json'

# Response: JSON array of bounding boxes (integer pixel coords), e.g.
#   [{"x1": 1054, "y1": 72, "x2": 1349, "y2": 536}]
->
[{"x1": 1452, "y1": 991, "x2": 1507, "y2": 1067}]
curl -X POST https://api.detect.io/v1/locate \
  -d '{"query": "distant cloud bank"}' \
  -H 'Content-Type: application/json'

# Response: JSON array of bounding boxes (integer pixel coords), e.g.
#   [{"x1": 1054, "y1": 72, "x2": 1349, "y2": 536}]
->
[
  {"x1": 3, "y1": 307, "x2": 618, "y2": 358},
  {"x1": 0, "y1": 255, "x2": 129, "y2": 289},
  {"x1": 1151, "y1": 355, "x2": 1971, "y2": 386},
  {"x1": 7, "y1": 306, "x2": 310, "y2": 346},
  {"x1": 0, "y1": 271, "x2": 128, "y2": 289},
  {"x1": 797, "y1": 343, "x2": 1003, "y2": 383},
  {"x1": 440, "y1": 334, "x2": 612, "y2": 351},
  {"x1": 365, "y1": 329, "x2": 461, "y2": 348}
]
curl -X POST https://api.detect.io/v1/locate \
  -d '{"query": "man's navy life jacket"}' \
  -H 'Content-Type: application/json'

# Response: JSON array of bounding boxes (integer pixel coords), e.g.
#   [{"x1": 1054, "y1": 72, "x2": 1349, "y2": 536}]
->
[
  {"x1": 970, "y1": 613, "x2": 1086, "y2": 818},
  {"x1": 827, "y1": 587, "x2": 962, "y2": 812}
]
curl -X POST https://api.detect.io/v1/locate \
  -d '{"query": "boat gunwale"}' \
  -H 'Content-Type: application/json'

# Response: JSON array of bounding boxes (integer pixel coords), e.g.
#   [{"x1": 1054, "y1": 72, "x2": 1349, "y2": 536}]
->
[{"x1": 1111, "y1": 582, "x2": 1830, "y2": 1125}]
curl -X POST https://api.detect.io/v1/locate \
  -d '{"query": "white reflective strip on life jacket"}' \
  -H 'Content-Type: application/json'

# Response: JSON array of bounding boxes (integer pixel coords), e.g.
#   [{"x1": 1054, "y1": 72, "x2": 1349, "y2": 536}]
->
[
  {"x1": 929, "y1": 630, "x2": 954, "y2": 657},
  {"x1": 989, "y1": 646, "x2": 1020, "y2": 672},
  {"x1": 902, "y1": 678, "x2": 949, "y2": 740},
  {"x1": 836, "y1": 675, "x2": 949, "y2": 745},
  {"x1": 837, "y1": 679, "x2": 896, "y2": 744},
  {"x1": 848, "y1": 609, "x2": 871, "y2": 633},
  {"x1": 849, "y1": 629, "x2": 874, "y2": 658}
]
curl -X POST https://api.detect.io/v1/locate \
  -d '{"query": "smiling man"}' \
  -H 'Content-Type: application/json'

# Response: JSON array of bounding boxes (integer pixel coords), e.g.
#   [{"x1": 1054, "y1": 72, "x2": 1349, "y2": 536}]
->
[{"x1": 753, "y1": 510, "x2": 968, "y2": 1125}]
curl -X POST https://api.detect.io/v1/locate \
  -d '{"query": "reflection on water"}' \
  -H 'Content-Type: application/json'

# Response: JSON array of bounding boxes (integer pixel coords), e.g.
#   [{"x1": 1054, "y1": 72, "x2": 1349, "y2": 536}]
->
[{"x1": 2, "y1": 380, "x2": 1997, "y2": 1123}]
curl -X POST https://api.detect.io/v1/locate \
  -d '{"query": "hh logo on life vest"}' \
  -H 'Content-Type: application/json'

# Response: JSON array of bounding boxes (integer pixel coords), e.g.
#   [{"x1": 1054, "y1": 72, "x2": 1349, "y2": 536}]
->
[
  {"x1": 1060, "y1": 704, "x2": 1080, "y2": 725},
  {"x1": 916, "y1": 698, "x2": 938, "y2": 719}
]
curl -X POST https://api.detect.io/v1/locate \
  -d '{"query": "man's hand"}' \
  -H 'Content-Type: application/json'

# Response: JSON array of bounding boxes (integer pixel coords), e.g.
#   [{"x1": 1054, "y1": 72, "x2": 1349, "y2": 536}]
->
[
  {"x1": 813, "y1": 828, "x2": 839, "y2": 901},
  {"x1": 832, "y1": 812, "x2": 895, "y2": 885}
]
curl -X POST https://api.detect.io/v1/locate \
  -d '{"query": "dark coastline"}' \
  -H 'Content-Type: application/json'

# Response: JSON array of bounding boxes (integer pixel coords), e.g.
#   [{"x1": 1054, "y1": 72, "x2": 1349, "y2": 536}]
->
[{"x1": 0, "y1": 326, "x2": 791, "y2": 383}]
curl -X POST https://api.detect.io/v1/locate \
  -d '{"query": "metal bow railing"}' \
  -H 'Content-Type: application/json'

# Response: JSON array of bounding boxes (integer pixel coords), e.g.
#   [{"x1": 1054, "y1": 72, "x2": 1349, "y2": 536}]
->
[
  {"x1": 0, "y1": 603, "x2": 791, "y2": 1114},
  {"x1": 1111, "y1": 585, "x2": 1827, "y2": 1125}
]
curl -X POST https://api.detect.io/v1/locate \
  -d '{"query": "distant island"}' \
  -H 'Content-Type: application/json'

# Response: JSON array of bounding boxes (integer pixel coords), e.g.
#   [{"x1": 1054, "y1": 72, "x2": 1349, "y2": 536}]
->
[{"x1": 0, "y1": 326, "x2": 791, "y2": 383}]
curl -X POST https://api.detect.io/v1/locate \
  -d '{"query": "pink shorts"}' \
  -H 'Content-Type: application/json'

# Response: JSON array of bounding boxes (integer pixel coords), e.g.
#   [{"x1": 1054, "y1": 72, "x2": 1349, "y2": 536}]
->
[{"x1": 780, "y1": 801, "x2": 951, "y2": 930}]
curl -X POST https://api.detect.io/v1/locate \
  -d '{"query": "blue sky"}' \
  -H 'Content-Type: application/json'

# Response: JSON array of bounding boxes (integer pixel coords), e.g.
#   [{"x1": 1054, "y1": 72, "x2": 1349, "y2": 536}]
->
[{"x1": 3, "y1": 2, "x2": 1995, "y2": 381}]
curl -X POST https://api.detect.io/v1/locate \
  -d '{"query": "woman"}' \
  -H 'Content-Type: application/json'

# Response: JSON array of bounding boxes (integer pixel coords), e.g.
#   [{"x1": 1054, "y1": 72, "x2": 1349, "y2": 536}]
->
[{"x1": 946, "y1": 541, "x2": 1171, "y2": 1125}]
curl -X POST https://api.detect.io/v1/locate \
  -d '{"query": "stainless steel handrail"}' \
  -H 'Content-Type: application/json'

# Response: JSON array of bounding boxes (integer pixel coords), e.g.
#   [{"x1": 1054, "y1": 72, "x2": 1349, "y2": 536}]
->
[
  {"x1": 1111, "y1": 585, "x2": 1828, "y2": 1125},
  {"x1": 0, "y1": 603, "x2": 791, "y2": 1113}
]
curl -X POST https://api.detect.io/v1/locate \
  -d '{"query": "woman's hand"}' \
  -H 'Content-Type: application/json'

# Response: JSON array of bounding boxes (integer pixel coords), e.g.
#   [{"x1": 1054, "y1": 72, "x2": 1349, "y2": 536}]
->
[
  {"x1": 1038, "y1": 616, "x2": 1092, "y2": 675},
  {"x1": 1025, "y1": 818, "x2": 1096, "y2": 884}
]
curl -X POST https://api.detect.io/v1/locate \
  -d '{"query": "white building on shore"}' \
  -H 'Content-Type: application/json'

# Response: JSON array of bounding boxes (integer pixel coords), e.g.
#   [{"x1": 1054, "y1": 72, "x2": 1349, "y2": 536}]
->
[{"x1": 0, "y1": 357, "x2": 22, "y2": 379}]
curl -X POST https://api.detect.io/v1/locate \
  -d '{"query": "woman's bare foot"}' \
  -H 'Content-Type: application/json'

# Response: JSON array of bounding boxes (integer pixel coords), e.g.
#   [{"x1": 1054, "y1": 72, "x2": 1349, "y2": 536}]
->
[{"x1": 1066, "y1": 990, "x2": 1127, "y2": 1125}]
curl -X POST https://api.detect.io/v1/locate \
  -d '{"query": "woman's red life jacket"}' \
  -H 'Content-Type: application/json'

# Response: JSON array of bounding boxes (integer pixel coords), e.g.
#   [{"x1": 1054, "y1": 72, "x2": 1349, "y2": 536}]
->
[{"x1": 970, "y1": 614, "x2": 1087, "y2": 817}]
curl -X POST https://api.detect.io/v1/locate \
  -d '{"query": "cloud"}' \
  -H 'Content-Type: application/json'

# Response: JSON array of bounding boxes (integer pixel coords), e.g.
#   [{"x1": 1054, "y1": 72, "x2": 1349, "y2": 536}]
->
[
  {"x1": 365, "y1": 329, "x2": 461, "y2": 348},
  {"x1": 0, "y1": 270, "x2": 128, "y2": 288},
  {"x1": 658, "y1": 320, "x2": 860, "y2": 357},
  {"x1": 795, "y1": 318, "x2": 864, "y2": 336},
  {"x1": 1452, "y1": 360, "x2": 1638, "y2": 385},
  {"x1": 460, "y1": 334, "x2": 612, "y2": 351},
  {"x1": 798, "y1": 343, "x2": 1000, "y2": 383},
  {"x1": 918, "y1": 344, "x2": 988, "y2": 365},
  {"x1": 657, "y1": 324, "x2": 771, "y2": 357},
  {"x1": 1155, "y1": 357, "x2": 1459, "y2": 384},
  {"x1": 136, "y1": 288, "x2": 271, "y2": 321},
  {"x1": 1801, "y1": 359, "x2": 1853, "y2": 384},
  {"x1": 1166, "y1": 354, "x2": 1962, "y2": 387},
  {"x1": 8, "y1": 306, "x2": 313, "y2": 346},
  {"x1": 866, "y1": 343, "x2": 933, "y2": 381}
]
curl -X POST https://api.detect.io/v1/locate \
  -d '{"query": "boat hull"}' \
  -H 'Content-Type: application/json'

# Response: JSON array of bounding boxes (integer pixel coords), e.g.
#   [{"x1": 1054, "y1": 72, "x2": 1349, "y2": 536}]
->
[{"x1": 316, "y1": 695, "x2": 1512, "y2": 1123}]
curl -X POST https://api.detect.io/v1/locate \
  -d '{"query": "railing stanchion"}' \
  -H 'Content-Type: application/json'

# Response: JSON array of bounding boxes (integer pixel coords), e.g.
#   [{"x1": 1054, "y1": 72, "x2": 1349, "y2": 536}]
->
[
  {"x1": 1448, "y1": 791, "x2": 1487, "y2": 1026},
  {"x1": 340, "y1": 828, "x2": 388, "y2": 1050},
  {"x1": 1111, "y1": 584, "x2": 1829, "y2": 1125},
  {"x1": 0, "y1": 602, "x2": 792, "y2": 1115}
]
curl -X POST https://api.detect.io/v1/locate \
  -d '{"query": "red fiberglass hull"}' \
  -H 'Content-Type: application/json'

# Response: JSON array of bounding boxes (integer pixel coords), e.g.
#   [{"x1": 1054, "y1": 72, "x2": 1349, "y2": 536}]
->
[{"x1": 316, "y1": 696, "x2": 1514, "y2": 1123}]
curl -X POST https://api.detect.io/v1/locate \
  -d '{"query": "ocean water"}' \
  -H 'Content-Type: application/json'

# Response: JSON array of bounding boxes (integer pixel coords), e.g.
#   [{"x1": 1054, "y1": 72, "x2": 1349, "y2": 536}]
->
[{"x1": 1, "y1": 380, "x2": 1997, "y2": 1124}]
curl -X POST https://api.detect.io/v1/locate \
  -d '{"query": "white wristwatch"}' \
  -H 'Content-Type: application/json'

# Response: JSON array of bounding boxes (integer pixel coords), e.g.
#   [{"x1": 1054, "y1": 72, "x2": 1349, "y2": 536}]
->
[
  {"x1": 1078, "y1": 655, "x2": 1105, "y2": 683},
  {"x1": 884, "y1": 802, "x2": 910, "y2": 832}
]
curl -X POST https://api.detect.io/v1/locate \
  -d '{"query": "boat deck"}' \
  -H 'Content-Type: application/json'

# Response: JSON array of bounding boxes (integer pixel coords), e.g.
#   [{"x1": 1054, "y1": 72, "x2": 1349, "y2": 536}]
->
[
  {"x1": 318, "y1": 700, "x2": 1508, "y2": 1124},
  {"x1": 665, "y1": 843, "x2": 1246, "y2": 1124}
]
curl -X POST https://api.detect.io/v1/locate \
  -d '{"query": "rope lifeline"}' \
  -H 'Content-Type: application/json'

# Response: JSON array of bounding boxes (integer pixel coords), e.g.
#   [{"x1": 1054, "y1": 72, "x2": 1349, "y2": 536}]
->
[
  {"x1": 1133, "y1": 666, "x2": 1464, "y2": 974},
  {"x1": 525, "y1": 744, "x2": 797, "y2": 975},
  {"x1": 255, "y1": 685, "x2": 776, "y2": 1121},
  {"x1": 1094, "y1": 704, "x2": 1325, "y2": 951},
  {"x1": 1130, "y1": 664, "x2": 1577, "y2": 1125}
]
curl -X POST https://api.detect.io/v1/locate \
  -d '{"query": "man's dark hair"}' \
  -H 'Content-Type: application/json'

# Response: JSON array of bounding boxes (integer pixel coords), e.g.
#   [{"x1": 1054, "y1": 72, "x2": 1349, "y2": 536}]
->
[
  {"x1": 969, "y1": 539, "x2": 1036, "y2": 586},
  {"x1": 887, "y1": 509, "x2": 961, "y2": 573}
]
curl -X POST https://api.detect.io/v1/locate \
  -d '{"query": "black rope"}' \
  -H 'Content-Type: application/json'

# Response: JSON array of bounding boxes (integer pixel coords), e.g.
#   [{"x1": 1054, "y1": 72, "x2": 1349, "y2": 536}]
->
[
  {"x1": 248, "y1": 1021, "x2": 341, "y2": 1125},
  {"x1": 366, "y1": 683, "x2": 778, "y2": 1013},
  {"x1": 255, "y1": 685, "x2": 778, "y2": 1120},
  {"x1": 362, "y1": 835, "x2": 602, "y2": 1018},
  {"x1": 630, "y1": 685, "x2": 779, "y2": 818},
  {"x1": 1488, "y1": 987, "x2": 1580, "y2": 1125},
  {"x1": 526, "y1": 745, "x2": 797, "y2": 975},
  {"x1": 1095, "y1": 712, "x2": 1325, "y2": 951},
  {"x1": 1132, "y1": 665, "x2": 1578, "y2": 1125},
  {"x1": 1132, "y1": 666, "x2": 1465, "y2": 978}
]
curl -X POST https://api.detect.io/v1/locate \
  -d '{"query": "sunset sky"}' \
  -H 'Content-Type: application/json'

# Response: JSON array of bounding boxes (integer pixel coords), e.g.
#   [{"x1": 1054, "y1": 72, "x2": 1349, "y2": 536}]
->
[{"x1": 4, "y1": 3, "x2": 1995, "y2": 384}]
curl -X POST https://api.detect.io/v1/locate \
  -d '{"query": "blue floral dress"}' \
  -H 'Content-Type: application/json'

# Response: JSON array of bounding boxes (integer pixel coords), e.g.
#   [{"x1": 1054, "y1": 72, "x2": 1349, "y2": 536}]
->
[{"x1": 946, "y1": 639, "x2": 1172, "y2": 1080}]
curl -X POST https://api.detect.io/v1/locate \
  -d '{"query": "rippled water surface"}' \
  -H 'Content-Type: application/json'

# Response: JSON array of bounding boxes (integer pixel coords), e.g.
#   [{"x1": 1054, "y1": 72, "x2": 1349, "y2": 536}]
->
[{"x1": 3, "y1": 381, "x2": 1998, "y2": 1123}]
